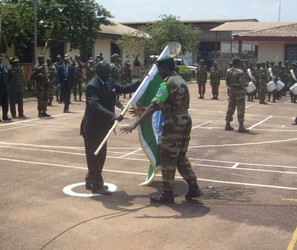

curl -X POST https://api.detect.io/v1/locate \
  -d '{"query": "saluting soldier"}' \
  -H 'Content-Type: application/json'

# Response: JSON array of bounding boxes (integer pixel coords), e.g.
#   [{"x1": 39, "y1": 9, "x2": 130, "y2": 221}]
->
[
  {"x1": 225, "y1": 57, "x2": 249, "y2": 132},
  {"x1": 209, "y1": 61, "x2": 221, "y2": 100},
  {"x1": 196, "y1": 59, "x2": 208, "y2": 99},
  {"x1": 7, "y1": 56, "x2": 25, "y2": 118},
  {"x1": 31, "y1": 55, "x2": 51, "y2": 118}
]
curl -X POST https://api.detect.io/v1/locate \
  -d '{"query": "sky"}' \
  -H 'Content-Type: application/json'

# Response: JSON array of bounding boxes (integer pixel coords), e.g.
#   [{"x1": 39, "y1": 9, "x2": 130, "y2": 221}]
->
[{"x1": 96, "y1": 0, "x2": 296, "y2": 23}]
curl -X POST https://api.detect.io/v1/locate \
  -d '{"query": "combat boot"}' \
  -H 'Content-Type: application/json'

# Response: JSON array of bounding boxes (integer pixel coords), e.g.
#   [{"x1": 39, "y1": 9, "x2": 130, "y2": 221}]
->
[
  {"x1": 238, "y1": 122, "x2": 249, "y2": 133},
  {"x1": 225, "y1": 122, "x2": 234, "y2": 131},
  {"x1": 185, "y1": 184, "x2": 203, "y2": 201},
  {"x1": 150, "y1": 191, "x2": 174, "y2": 204},
  {"x1": 42, "y1": 111, "x2": 51, "y2": 118}
]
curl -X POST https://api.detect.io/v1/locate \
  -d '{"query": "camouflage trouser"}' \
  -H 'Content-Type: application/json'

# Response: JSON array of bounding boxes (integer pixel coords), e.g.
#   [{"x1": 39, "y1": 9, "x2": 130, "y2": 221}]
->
[
  {"x1": 160, "y1": 113, "x2": 197, "y2": 192},
  {"x1": 73, "y1": 78, "x2": 83, "y2": 97},
  {"x1": 225, "y1": 90, "x2": 246, "y2": 123},
  {"x1": 210, "y1": 80, "x2": 220, "y2": 96},
  {"x1": 197, "y1": 80, "x2": 207, "y2": 95},
  {"x1": 48, "y1": 79, "x2": 55, "y2": 99},
  {"x1": 36, "y1": 83, "x2": 49, "y2": 112}
]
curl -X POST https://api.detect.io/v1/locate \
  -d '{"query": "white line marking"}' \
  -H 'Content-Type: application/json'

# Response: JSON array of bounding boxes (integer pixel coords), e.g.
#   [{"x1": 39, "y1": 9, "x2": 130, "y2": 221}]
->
[
  {"x1": 0, "y1": 157, "x2": 296, "y2": 191},
  {"x1": 231, "y1": 163, "x2": 239, "y2": 168},
  {"x1": 192, "y1": 121, "x2": 213, "y2": 129},
  {"x1": 119, "y1": 148, "x2": 143, "y2": 158},
  {"x1": 248, "y1": 115, "x2": 272, "y2": 129}
]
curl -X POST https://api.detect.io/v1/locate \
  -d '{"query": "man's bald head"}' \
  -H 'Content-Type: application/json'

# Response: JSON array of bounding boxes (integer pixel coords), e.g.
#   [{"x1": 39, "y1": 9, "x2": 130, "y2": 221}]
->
[{"x1": 96, "y1": 61, "x2": 111, "y2": 81}]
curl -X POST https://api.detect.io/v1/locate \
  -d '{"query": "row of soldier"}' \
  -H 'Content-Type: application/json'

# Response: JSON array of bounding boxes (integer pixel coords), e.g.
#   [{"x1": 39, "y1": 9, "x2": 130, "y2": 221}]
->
[{"x1": 195, "y1": 58, "x2": 297, "y2": 103}]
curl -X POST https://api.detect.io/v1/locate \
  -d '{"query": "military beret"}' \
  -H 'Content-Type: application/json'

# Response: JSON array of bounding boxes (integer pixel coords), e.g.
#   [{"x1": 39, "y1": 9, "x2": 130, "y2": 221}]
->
[{"x1": 232, "y1": 56, "x2": 242, "y2": 64}]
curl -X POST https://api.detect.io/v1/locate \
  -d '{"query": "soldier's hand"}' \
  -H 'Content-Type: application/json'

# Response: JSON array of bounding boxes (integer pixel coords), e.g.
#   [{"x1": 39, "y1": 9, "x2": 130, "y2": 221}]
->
[{"x1": 114, "y1": 114, "x2": 123, "y2": 122}]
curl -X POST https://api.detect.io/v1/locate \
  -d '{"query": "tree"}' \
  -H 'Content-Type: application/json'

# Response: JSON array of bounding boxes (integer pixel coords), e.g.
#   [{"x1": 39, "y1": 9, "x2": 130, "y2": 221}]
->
[
  {"x1": 117, "y1": 15, "x2": 201, "y2": 64},
  {"x1": 0, "y1": 0, "x2": 113, "y2": 61},
  {"x1": 0, "y1": 0, "x2": 34, "y2": 58}
]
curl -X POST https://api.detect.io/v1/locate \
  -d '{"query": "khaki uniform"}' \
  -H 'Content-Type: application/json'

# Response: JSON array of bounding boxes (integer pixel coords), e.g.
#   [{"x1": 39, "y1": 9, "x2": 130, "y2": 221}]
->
[
  {"x1": 209, "y1": 65, "x2": 221, "y2": 99},
  {"x1": 196, "y1": 64, "x2": 208, "y2": 98},
  {"x1": 225, "y1": 67, "x2": 247, "y2": 123},
  {"x1": 152, "y1": 72, "x2": 198, "y2": 192}
]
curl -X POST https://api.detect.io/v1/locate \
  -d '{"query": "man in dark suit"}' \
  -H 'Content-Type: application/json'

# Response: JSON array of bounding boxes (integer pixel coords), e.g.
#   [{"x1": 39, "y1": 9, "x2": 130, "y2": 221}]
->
[
  {"x1": 0, "y1": 55, "x2": 10, "y2": 121},
  {"x1": 57, "y1": 56, "x2": 74, "y2": 113},
  {"x1": 80, "y1": 61, "x2": 142, "y2": 194}
]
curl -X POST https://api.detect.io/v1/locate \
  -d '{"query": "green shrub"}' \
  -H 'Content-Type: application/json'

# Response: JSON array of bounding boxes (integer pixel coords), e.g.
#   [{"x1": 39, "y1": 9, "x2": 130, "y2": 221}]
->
[{"x1": 178, "y1": 65, "x2": 192, "y2": 82}]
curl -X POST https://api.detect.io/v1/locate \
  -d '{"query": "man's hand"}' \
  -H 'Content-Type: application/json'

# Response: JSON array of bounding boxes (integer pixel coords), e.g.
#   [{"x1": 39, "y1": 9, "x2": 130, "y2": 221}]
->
[
  {"x1": 120, "y1": 124, "x2": 137, "y2": 134},
  {"x1": 129, "y1": 105, "x2": 145, "y2": 117},
  {"x1": 114, "y1": 114, "x2": 123, "y2": 122}
]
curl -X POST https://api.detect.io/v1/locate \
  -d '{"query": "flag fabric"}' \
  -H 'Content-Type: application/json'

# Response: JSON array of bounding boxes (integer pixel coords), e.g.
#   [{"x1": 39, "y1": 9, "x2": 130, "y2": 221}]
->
[{"x1": 130, "y1": 46, "x2": 170, "y2": 185}]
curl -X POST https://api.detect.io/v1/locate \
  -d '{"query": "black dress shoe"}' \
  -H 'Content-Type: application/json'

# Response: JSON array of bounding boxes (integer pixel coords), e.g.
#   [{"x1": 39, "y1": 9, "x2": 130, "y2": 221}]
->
[
  {"x1": 91, "y1": 186, "x2": 112, "y2": 195},
  {"x1": 19, "y1": 114, "x2": 26, "y2": 118},
  {"x1": 3, "y1": 117, "x2": 11, "y2": 121}
]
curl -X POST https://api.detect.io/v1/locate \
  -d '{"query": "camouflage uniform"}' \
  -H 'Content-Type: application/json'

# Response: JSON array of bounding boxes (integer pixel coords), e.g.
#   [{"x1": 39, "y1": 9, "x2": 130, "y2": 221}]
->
[
  {"x1": 31, "y1": 56, "x2": 50, "y2": 117},
  {"x1": 73, "y1": 59, "x2": 83, "y2": 101},
  {"x1": 122, "y1": 60, "x2": 132, "y2": 98},
  {"x1": 225, "y1": 57, "x2": 249, "y2": 132},
  {"x1": 110, "y1": 61, "x2": 124, "y2": 110},
  {"x1": 259, "y1": 63, "x2": 268, "y2": 104},
  {"x1": 151, "y1": 72, "x2": 198, "y2": 192},
  {"x1": 7, "y1": 59, "x2": 25, "y2": 118},
  {"x1": 209, "y1": 62, "x2": 221, "y2": 99},
  {"x1": 254, "y1": 63, "x2": 261, "y2": 99},
  {"x1": 47, "y1": 59, "x2": 56, "y2": 106},
  {"x1": 196, "y1": 60, "x2": 208, "y2": 99}
]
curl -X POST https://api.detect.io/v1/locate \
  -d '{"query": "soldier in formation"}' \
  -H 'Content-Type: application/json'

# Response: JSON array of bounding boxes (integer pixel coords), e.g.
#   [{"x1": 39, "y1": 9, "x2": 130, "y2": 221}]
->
[
  {"x1": 196, "y1": 59, "x2": 208, "y2": 99},
  {"x1": 209, "y1": 61, "x2": 221, "y2": 100},
  {"x1": 31, "y1": 55, "x2": 51, "y2": 118},
  {"x1": 7, "y1": 56, "x2": 25, "y2": 118}
]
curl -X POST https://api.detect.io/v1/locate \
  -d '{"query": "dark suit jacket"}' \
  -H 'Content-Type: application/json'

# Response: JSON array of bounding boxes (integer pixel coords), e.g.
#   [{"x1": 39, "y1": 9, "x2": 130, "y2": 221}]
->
[
  {"x1": 57, "y1": 64, "x2": 74, "y2": 88},
  {"x1": 80, "y1": 76, "x2": 141, "y2": 140}
]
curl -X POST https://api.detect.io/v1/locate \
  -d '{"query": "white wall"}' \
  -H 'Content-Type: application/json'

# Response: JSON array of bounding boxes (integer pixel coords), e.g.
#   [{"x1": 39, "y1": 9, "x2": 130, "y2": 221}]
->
[{"x1": 257, "y1": 41, "x2": 286, "y2": 62}]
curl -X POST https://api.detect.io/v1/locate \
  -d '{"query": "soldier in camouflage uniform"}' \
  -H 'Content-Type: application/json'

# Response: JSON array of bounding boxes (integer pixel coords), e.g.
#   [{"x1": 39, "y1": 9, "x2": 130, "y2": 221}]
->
[
  {"x1": 73, "y1": 55, "x2": 83, "y2": 102},
  {"x1": 254, "y1": 62, "x2": 261, "y2": 99},
  {"x1": 196, "y1": 59, "x2": 208, "y2": 99},
  {"x1": 7, "y1": 57, "x2": 25, "y2": 118},
  {"x1": 121, "y1": 55, "x2": 202, "y2": 204},
  {"x1": 54, "y1": 55, "x2": 63, "y2": 103},
  {"x1": 46, "y1": 58, "x2": 56, "y2": 106},
  {"x1": 31, "y1": 55, "x2": 51, "y2": 118},
  {"x1": 209, "y1": 61, "x2": 221, "y2": 99},
  {"x1": 110, "y1": 53, "x2": 124, "y2": 110},
  {"x1": 225, "y1": 57, "x2": 249, "y2": 132},
  {"x1": 258, "y1": 62, "x2": 268, "y2": 104}
]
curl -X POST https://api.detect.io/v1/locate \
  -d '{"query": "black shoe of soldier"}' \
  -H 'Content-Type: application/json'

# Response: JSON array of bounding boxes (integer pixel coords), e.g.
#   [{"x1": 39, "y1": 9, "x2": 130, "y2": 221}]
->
[
  {"x1": 19, "y1": 114, "x2": 26, "y2": 118},
  {"x1": 238, "y1": 127, "x2": 250, "y2": 133},
  {"x1": 2, "y1": 116, "x2": 11, "y2": 121},
  {"x1": 91, "y1": 186, "x2": 112, "y2": 195},
  {"x1": 42, "y1": 112, "x2": 51, "y2": 117},
  {"x1": 185, "y1": 185, "x2": 203, "y2": 201},
  {"x1": 225, "y1": 125, "x2": 234, "y2": 131},
  {"x1": 150, "y1": 191, "x2": 174, "y2": 204}
]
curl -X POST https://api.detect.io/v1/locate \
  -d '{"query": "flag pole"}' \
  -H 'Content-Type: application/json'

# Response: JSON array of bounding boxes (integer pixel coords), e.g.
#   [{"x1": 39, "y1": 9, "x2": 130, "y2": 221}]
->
[{"x1": 94, "y1": 42, "x2": 181, "y2": 156}]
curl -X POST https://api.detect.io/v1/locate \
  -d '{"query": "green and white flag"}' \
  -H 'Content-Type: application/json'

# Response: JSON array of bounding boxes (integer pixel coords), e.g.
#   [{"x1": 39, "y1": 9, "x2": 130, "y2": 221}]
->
[{"x1": 130, "y1": 46, "x2": 170, "y2": 185}]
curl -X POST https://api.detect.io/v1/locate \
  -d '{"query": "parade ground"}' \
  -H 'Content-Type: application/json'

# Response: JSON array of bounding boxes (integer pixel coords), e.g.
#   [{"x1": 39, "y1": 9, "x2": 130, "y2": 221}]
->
[{"x1": 0, "y1": 82, "x2": 296, "y2": 250}]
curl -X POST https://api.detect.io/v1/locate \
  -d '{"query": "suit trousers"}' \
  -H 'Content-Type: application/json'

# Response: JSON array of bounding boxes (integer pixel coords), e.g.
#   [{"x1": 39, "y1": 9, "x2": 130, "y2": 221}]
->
[
  {"x1": 61, "y1": 82, "x2": 71, "y2": 111},
  {"x1": 84, "y1": 135, "x2": 107, "y2": 189}
]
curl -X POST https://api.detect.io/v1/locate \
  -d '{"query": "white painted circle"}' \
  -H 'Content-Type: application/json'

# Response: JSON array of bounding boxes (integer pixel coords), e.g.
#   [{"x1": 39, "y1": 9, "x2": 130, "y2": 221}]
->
[{"x1": 63, "y1": 182, "x2": 117, "y2": 198}]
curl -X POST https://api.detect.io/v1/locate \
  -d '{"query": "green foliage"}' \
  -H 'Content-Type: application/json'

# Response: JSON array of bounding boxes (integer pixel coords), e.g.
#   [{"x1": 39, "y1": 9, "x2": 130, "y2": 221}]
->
[
  {"x1": 0, "y1": 0, "x2": 113, "y2": 61},
  {"x1": 178, "y1": 65, "x2": 192, "y2": 82},
  {"x1": 116, "y1": 15, "x2": 201, "y2": 65}
]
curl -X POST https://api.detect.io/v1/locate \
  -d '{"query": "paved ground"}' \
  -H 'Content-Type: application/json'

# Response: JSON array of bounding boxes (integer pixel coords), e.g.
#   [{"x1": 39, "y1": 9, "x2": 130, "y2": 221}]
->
[{"x1": 0, "y1": 82, "x2": 297, "y2": 250}]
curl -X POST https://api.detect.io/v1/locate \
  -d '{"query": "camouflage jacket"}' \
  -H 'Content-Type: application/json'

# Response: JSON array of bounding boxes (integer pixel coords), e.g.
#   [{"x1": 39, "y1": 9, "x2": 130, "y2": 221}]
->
[{"x1": 226, "y1": 67, "x2": 247, "y2": 92}]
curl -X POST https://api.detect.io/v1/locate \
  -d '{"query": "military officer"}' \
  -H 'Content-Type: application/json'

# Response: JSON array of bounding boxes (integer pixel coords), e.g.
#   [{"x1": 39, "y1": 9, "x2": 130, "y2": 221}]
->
[
  {"x1": 225, "y1": 57, "x2": 249, "y2": 132},
  {"x1": 121, "y1": 55, "x2": 202, "y2": 204},
  {"x1": 7, "y1": 56, "x2": 25, "y2": 118},
  {"x1": 0, "y1": 55, "x2": 10, "y2": 121}
]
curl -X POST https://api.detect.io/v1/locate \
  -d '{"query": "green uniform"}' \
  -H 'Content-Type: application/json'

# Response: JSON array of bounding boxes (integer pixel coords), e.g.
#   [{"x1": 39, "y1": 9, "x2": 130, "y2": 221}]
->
[
  {"x1": 225, "y1": 67, "x2": 247, "y2": 123},
  {"x1": 7, "y1": 65, "x2": 24, "y2": 117},
  {"x1": 151, "y1": 72, "x2": 198, "y2": 192},
  {"x1": 47, "y1": 63, "x2": 56, "y2": 102},
  {"x1": 196, "y1": 64, "x2": 208, "y2": 98},
  {"x1": 73, "y1": 61, "x2": 83, "y2": 101}
]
